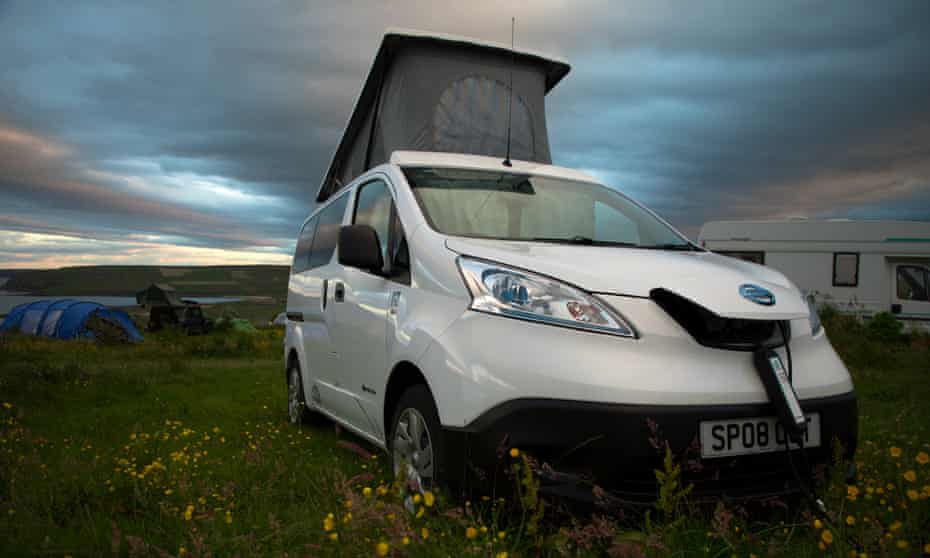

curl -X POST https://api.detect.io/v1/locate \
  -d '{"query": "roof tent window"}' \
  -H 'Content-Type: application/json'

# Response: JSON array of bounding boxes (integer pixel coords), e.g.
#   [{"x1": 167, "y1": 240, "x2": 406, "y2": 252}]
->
[
  {"x1": 433, "y1": 77, "x2": 534, "y2": 160},
  {"x1": 308, "y1": 193, "x2": 350, "y2": 270},
  {"x1": 833, "y1": 252, "x2": 859, "y2": 287}
]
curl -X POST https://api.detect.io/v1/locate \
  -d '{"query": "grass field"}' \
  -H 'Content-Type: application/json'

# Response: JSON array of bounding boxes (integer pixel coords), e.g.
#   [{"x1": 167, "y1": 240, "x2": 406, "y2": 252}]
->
[{"x1": 1, "y1": 312, "x2": 928, "y2": 557}]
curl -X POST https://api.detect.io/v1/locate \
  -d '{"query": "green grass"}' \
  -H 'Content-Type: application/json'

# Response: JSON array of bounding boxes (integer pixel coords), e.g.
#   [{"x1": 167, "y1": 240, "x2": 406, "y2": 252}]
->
[{"x1": 0, "y1": 311, "x2": 928, "y2": 557}]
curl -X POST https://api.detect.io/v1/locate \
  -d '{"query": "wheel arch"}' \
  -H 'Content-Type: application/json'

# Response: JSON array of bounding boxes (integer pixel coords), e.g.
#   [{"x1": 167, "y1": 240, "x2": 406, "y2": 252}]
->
[
  {"x1": 286, "y1": 348, "x2": 300, "y2": 382},
  {"x1": 383, "y1": 361, "x2": 434, "y2": 440}
]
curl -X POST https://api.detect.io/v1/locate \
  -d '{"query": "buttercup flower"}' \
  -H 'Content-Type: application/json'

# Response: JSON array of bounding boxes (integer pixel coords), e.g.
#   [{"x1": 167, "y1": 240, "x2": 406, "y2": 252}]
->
[
  {"x1": 323, "y1": 514, "x2": 335, "y2": 532},
  {"x1": 907, "y1": 489, "x2": 919, "y2": 501},
  {"x1": 903, "y1": 469, "x2": 917, "y2": 482},
  {"x1": 821, "y1": 530, "x2": 834, "y2": 545},
  {"x1": 890, "y1": 446, "x2": 902, "y2": 458},
  {"x1": 509, "y1": 448, "x2": 520, "y2": 458},
  {"x1": 466, "y1": 527, "x2": 478, "y2": 539},
  {"x1": 376, "y1": 541, "x2": 389, "y2": 556},
  {"x1": 917, "y1": 451, "x2": 929, "y2": 465},
  {"x1": 813, "y1": 519, "x2": 824, "y2": 529},
  {"x1": 423, "y1": 491, "x2": 435, "y2": 507},
  {"x1": 845, "y1": 515, "x2": 856, "y2": 526}
]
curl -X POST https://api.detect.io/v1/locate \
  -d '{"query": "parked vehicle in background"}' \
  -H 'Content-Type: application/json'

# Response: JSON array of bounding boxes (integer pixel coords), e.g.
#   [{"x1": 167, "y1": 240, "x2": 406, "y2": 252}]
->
[{"x1": 699, "y1": 219, "x2": 930, "y2": 328}]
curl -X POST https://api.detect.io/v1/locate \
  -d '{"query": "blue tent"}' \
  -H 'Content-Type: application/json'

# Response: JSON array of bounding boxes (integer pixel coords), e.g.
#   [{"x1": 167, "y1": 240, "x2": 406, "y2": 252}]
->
[{"x1": 0, "y1": 299, "x2": 143, "y2": 342}]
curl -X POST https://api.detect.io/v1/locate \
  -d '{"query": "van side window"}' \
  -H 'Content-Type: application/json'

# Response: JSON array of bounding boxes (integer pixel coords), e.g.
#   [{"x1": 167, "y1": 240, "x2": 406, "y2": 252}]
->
[
  {"x1": 353, "y1": 180, "x2": 410, "y2": 284},
  {"x1": 897, "y1": 266, "x2": 929, "y2": 302},
  {"x1": 292, "y1": 216, "x2": 318, "y2": 274},
  {"x1": 832, "y1": 252, "x2": 859, "y2": 287},
  {"x1": 308, "y1": 193, "x2": 349, "y2": 270}
]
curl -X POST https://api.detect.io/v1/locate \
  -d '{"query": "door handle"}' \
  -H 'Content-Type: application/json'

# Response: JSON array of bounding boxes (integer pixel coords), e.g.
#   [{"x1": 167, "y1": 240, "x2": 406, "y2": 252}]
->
[
  {"x1": 389, "y1": 290, "x2": 401, "y2": 315},
  {"x1": 334, "y1": 282, "x2": 345, "y2": 303},
  {"x1": 321, "y1": 279, "x2": 328, "y2": 311}
]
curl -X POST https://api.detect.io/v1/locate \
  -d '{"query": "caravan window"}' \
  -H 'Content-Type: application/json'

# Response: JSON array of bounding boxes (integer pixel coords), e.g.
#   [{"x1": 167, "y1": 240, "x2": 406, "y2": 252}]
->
[
  {"x1": 897, "y1": 266, "x2": 929, "y2": 302},
  {"x1": 833, "y1": 253, "x2": 859, "y2": 287},
  {"x1": 353, "y1": 180, "x2": 410, "y2": 283}
]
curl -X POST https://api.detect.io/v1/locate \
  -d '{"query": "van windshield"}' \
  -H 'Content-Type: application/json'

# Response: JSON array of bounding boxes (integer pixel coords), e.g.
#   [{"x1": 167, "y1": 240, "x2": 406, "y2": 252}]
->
[{"x1": 403, "y1": 167, "x2": 694, "y2": 249}]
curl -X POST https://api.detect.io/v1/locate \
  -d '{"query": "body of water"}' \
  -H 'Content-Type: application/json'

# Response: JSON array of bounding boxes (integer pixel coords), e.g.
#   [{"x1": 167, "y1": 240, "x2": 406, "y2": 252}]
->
[{"x1": 0, "y1": 294, "x2": 242, "y2": 316}]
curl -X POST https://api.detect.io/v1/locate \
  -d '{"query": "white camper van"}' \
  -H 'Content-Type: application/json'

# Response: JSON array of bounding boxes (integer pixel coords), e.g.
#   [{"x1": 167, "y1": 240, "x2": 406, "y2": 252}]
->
[
  {"x1": 699, "y1": 219, "x2": 930, "y2": 325},
  {"x1": 284, "y1": 30, "x2": 857, "y2": 502}
]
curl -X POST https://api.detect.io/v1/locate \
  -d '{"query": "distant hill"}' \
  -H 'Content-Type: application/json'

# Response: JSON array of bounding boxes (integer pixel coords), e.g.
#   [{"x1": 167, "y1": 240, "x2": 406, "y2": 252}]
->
[{"x1": 2, "y1": 265, "x2": 290, "y2": 299}]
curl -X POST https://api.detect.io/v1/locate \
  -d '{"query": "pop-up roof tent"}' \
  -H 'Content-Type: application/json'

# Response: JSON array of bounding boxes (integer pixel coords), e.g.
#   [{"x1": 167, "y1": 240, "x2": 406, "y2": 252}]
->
[{"x1": 317, "y1": 29, "x2": 570, "y2": 202}]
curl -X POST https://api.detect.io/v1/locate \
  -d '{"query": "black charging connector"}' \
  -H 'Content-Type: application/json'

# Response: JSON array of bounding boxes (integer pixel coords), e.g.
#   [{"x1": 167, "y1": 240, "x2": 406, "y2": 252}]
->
[{"x1": 753, "y1": 328, "x2": 807, "y2": 444}]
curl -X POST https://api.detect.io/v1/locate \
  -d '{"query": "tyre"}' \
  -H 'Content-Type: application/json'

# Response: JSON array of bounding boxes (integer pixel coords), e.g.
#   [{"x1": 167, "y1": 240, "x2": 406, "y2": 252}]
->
[
  {"x1": 389, "y1": 384, "x2": 447, "y2": 500},
  {"x1": 287, "y1": 365, "x2": 312, "y2": 425}
]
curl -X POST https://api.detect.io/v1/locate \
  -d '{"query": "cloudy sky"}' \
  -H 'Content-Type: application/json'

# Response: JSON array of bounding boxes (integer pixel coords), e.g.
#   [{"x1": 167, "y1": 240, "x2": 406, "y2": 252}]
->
[{"x1": 1, "y1": 1, "x2": 928, "y2": 268}]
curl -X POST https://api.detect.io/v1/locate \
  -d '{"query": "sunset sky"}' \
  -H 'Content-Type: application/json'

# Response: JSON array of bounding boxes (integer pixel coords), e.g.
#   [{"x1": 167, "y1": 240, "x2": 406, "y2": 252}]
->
[{"x1": 1, "y1": 1, "x2": 928, "y2": 269}]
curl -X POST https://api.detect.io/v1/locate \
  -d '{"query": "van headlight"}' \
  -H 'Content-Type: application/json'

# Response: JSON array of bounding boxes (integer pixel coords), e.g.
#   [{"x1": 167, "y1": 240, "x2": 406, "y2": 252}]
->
[
  {"x1": 457, "y1": 257, "x2": 635, "y2": 337},
  {"x1": 805, "y1": 294, "x2": 822, "y2": 336}
]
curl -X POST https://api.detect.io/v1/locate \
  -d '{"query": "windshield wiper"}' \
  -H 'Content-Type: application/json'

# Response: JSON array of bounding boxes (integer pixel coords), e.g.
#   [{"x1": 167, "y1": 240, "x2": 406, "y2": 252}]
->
[
  {"x1": 529, "y1": 236, "x2": 637, "y2": 248},
  {"x1": 641, "y1": 243, "x2": 701, "y2": 251}
]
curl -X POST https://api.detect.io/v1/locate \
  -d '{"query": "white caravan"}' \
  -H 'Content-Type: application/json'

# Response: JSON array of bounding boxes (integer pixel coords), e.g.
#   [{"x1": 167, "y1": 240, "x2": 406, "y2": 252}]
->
[
  {"x1": 699, "y1": 219, "x2": 930, "y2": 325},
  {"x1": 285, "y1": 31, "x2": 857, "y2": 502}
]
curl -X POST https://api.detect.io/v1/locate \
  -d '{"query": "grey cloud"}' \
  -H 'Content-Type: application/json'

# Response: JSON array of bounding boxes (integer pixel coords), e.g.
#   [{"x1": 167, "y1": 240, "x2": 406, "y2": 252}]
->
[{"x1": 0, "y1": 0, "x2": 928, "y2": 267}]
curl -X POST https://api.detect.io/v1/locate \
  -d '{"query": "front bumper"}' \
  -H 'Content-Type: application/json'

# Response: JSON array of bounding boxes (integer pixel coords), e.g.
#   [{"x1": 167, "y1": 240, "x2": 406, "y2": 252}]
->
[{"x1": 443, "y1": 391, "x2": 857, "y2": 502}]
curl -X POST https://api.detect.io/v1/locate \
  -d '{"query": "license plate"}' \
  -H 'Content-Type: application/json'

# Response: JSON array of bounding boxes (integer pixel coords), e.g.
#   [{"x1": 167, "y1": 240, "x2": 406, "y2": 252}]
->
[{"x1": 699, "y1": 413, "x2": 821, "y2": 458}]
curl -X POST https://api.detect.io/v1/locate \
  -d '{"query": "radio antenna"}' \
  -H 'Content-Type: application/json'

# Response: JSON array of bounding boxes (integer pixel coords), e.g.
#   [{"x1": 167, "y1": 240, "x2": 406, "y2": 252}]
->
[{"x1": 503, "y1": 17, "x2": 515, "y2": 168}]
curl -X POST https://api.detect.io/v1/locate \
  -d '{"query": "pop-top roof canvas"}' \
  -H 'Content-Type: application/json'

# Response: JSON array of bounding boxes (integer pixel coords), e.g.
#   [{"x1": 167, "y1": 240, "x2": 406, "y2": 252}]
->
[{"x1": 317, "y1": 29, "x2": 570, "y2": 201}]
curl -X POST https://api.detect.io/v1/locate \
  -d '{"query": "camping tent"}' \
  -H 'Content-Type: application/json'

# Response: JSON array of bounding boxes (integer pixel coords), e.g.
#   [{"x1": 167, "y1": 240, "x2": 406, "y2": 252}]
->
[
  {"x1": 0, "y1": 299, "x2": 143, "y2": 342},
  {"x1": 317, "y1": 29, "x2": 571, "y2": 202},
  {"x1": 136, "y1": 283, "x2": 182, "y2": 307}
]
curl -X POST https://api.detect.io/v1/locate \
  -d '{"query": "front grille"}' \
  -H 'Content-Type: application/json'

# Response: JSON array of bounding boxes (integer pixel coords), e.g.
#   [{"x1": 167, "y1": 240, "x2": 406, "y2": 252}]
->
[{"x1": 651, "y1": 289, "x2": 786, "y2": 351}]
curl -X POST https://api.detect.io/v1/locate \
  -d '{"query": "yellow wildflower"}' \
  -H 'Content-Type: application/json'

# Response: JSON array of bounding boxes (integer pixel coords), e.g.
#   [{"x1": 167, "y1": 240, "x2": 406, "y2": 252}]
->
[
  {"x1": 818, "y1": 542, "x2": 826, "y2": 551},
  {"x1": 813, "y1": 519, "x2": 824, "y2": 529},
  {"x1": 363, "y1": 486, "x2": 373, "y2": 497},
  {"x1": 497, "y1": 531, "x2": 507, "y2": 540},
  {"x1": 846, "y1": 486, "x2": 860, "y2": 500},
  {"x1": 323, "y1": 514, "x2": 335, "y2": 531},
  {"x1": 509, "y1": 448, "x2": 520, "y2": 458},
  {"x1": 377, "y1": 485, "x2": 389, "y2": 496},
  {"x1": 821, "y1": 530, "x2": 833, "y2": 545},
  {"x1": 345, "y1": 499, "x2": 353, "y2": 509},
  {"x1": 224, "y1": 511, "x2": 233, "y2": 524},
  {"x1": 889, "y1": 520, "x2": 902, "y2": 532},
  {"x1": 412, "y1": 493, "x2": 421, "y2": 505},
  {"x1": 329, "y1": 532, "x2": 338, "y2": 542},
  {"x1": 890, "y1": 446, "x2": 902, "y2": 458},
  {"x1": 896, "y1": 540, "x2": 908, "y2": 550},
  {"x1": 2, "y1": 402, "x2": 12, "y2": 409},
  {"x1": 907, "y1": 489, "x2": 919, "y2": 501},
  {"x1": 466, "y1": 527, "x2": 478, "y2": 539},
  {"x1": 497, "y1": 553, "x2": 509, "y2": 558},
  {"x1": 924, "y1": 543, "x2": 930, "y2": 554},
  {"x1": 904, "y1": 470, "x2": 917, "y2": 482},
  {"x1": 845, "y1": 515, "x2": 856, "y2": 526},
  {"x1": 421, "y1": 527, "x2": 429, "y2": 540},
  {"x1": 423, "y1": 490, "x2": 435, "y2": 507},
  {"x1": 416, "y1": 506, "x2": 424, "y2": 518},
  {"x1": 376, "y1": 542, "x2": 389, "y2": 556},
  {"x1": 183, "y1": 505, "x2": 194, "y2": 521},
  {"x1": 917, "y1": 452, "x2": 929, "y2": 465}
]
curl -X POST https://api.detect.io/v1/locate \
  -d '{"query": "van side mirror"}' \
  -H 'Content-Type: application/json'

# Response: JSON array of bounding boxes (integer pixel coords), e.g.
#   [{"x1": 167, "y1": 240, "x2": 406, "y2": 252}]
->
[{"x1": 338, "y1": 225, "x2": 384, "y2": 274}]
